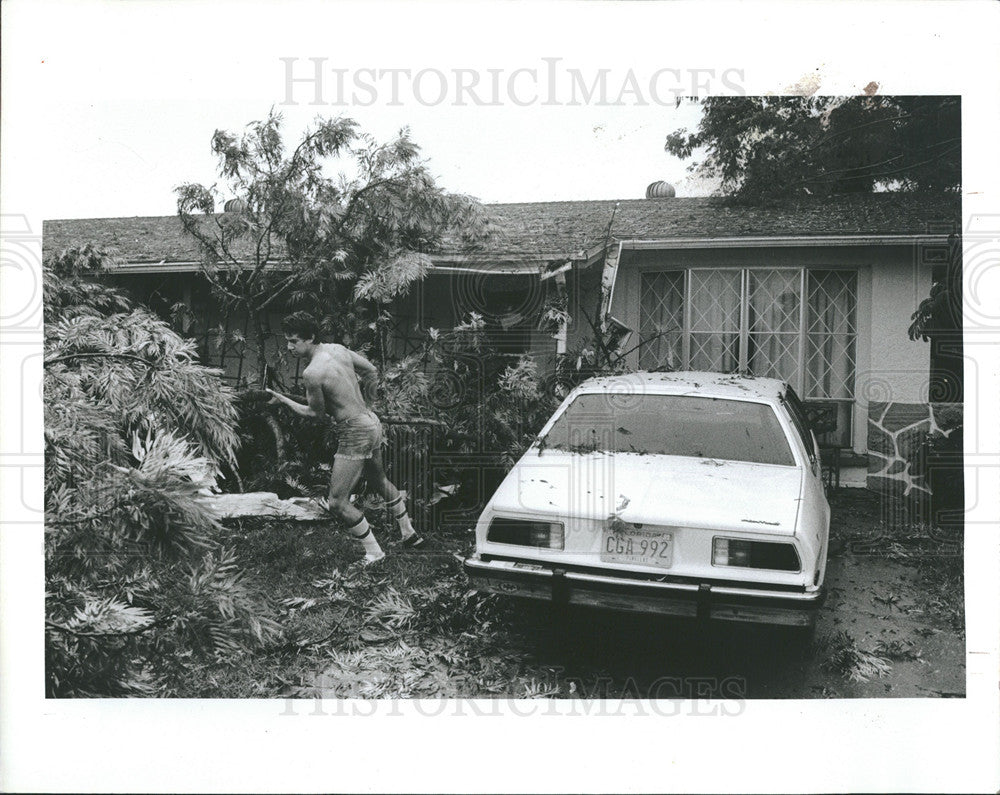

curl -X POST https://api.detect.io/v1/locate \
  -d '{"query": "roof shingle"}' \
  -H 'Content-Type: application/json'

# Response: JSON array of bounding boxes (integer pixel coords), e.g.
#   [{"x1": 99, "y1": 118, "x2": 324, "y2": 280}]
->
[{"x1": 43, "y1": 193, "x2": 960, "y2": 266}]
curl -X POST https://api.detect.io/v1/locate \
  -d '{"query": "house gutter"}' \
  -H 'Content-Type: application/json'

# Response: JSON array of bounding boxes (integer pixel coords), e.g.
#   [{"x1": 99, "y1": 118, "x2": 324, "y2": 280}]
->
[
  {"x1": 619, "y1": 234, "x2": 952, "y2": 250},
  {"x1": 428, "y1": 264, "x2": 546, "y2": 276},
  {"x1": 539, "y1": 260, "x2": 574, "y2": 282},
  {"x1": 112, "y1": 234, "x2": 944, "y2": 276}
]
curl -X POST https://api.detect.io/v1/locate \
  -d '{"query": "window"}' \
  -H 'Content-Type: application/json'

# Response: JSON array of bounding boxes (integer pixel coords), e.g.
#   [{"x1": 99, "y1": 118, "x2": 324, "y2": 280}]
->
[
  {"x1": 805, "y1": 271, "x2": 857, "y2": 402},
  {"x1": 638, "y1": 271, "x2": 684, "y2": 370},
  {"x1": 639, "y1": 268, "x2": 857, "y2": 447},
  {"x1": 541, "y1": 393, "x2": 795, "y2": 466},
  {"x1": 688, "y1": 270, "x2": 742, "y2": 372}
]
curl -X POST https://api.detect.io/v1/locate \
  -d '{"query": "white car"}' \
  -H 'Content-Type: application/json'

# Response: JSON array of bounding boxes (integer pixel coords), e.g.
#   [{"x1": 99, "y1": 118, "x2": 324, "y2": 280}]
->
[{"x1": 464, "y1": 372, "x2": 831, "y2": 628}]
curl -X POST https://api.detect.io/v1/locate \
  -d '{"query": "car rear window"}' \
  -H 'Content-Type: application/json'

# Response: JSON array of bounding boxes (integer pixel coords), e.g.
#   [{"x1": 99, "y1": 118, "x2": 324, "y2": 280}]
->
[{"x1": 540, "y1": 393, "x2": 795, "y2": 466}]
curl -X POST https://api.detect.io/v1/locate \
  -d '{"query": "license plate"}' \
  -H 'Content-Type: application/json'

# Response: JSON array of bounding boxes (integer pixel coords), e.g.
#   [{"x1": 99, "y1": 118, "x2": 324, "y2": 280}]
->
[{"x1": 600, "y1": 527, "x2": 673, "y2": 568}]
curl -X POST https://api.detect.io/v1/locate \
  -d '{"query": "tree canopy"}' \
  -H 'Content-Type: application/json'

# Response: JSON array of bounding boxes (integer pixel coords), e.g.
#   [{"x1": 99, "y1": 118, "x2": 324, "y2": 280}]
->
[
  {"x1": 666, "y1": 96, "x2": 960, "y2": 201},
  {"x1": 176, "y1": 111, "x2": 495, "y2": 379}
]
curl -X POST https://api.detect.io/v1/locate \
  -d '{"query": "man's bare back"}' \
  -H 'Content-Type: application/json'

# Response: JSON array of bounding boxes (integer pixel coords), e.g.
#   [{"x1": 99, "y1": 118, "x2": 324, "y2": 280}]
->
[{"x1": 302, "y1": 343, "x2": 374, "y2": 423}]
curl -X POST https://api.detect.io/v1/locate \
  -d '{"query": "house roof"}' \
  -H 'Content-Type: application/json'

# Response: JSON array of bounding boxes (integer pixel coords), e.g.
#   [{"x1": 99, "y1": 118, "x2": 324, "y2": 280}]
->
[
  {"x1": 42, "y1": 215, "x2": 280, "y2": 268},
  {"x1": 43, "y1": 193, "x2": 960, "y2": 274},
  {"x1": 473, "y1": 193, "x2": 960, "y2": 258}
]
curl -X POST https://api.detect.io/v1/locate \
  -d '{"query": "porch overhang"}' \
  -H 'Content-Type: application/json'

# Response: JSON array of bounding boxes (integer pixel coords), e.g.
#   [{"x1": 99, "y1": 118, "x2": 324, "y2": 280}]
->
[
  {"x1": 427, "y1": 244, "x2": 605, "y2": 277},
  {"x1": 108, "y1": 260, "x2": 296, "y2": 274},
  {"x1": 108, "y1": 249, "x2": 604, "y2": 277}
]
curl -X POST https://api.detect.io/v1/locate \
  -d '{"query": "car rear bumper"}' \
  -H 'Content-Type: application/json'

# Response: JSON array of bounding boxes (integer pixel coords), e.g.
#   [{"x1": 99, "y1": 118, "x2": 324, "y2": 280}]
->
[{"x1": 464, "y1": 556, "x2": 824, "y2": 627}]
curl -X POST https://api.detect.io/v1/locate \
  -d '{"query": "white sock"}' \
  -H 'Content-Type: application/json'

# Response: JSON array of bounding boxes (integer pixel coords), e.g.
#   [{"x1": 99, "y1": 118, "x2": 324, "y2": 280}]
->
[
  {"x1": 387, "y1": 496, "x2": 417, "y2": 539},
  {"x1": 346, "y1": 516, "x2": 384, "y2": 561}
]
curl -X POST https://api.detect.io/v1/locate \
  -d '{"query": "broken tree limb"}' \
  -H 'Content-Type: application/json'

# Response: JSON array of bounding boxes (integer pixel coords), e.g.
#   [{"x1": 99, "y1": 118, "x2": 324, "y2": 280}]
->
[{"x1": 209, "y1": 492, "x2": 330, "y2": 521}]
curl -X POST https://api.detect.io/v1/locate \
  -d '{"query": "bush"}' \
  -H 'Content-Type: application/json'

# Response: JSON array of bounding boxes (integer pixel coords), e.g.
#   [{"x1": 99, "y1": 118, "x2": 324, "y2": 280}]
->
[{"x1": 45, "y1": 247, "x2": 280, "y2": 696}]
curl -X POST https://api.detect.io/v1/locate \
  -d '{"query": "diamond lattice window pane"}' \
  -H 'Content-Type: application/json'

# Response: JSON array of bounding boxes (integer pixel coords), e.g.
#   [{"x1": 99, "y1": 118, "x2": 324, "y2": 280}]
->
[
  {"x1": 747, "y1": 269, "x2": 802, "y2": 383},
  {"x1": 805, "y1": 271, "x2": 857, "y2": 400},
  {"x1": 639, "y1": 271, "x2": 684, "y2": 370},
  {"x1": 689, "y1": 270, "x2": 741, "y2": 332},
  {"x1": 690, "y1": 332, "x2": 740, "y2": 372},
  {"x1": 808, "y1": 271, "x2": 857, "y2": 334},
  {"x1": 749, "y1": 270, "x2": 801, "y2": 333},
  {"x1": 749, "y1": 332, "x2": 800, "y2": 382},
  {"x1": 688, "y1": 270, "x2": 740, "y2": 371},
  {"x1": 806, "y1": 334, "x2": 857, "y2": 398}
]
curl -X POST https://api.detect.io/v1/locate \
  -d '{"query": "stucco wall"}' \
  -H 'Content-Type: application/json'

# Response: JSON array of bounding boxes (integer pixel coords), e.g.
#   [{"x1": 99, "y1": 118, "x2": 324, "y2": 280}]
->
[{"x1": 866, "y1": 257, "x2": 933, "y2": 404}]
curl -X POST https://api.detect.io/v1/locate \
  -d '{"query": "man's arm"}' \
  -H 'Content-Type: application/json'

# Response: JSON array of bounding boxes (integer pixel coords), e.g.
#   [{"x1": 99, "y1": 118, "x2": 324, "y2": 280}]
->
[
  {"x1": 267, "y1": 373, "x2": 327, "y2": 418},
  {"x1": 349, "y1": 350, "x2": 379, "y2": 404}
]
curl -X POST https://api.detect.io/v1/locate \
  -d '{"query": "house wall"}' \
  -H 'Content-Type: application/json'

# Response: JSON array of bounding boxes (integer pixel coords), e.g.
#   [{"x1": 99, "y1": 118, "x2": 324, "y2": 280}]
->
[
  {"x1": 564, "y1": 265, "x2": 604, "y2": 355},
  {"x1": 867, "y1": 254, "x2": 933, "y2": 404},
  {"x1": 596, "y1": 243, "x2": 934, "y2": 459}
]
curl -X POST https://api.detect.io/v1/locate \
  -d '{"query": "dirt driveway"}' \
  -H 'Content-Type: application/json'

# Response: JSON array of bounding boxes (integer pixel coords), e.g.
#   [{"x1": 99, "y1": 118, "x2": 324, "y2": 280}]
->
[{"x1": 481, "y1": 549, "x2": 965, "y2": 700}]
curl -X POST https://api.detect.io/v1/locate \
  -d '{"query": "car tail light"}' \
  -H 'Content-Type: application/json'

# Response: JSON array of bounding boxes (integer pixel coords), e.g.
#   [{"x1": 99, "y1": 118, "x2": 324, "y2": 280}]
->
[
  {"x1": 712, "y1": 537, "x2": 800, "y2": 572},
  {"x1": 488, "y1": 518, "x2": 565, "y2": 550}
]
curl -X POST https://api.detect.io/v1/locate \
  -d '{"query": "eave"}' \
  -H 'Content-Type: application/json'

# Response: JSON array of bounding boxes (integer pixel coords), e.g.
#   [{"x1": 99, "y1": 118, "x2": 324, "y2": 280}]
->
[{"x1": 618, "y1": 234, "x2": 953, "y2": 250}]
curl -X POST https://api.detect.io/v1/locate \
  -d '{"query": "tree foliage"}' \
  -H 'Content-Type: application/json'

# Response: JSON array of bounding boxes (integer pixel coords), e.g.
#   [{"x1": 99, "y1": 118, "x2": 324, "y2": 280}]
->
[
  {"x1": 176, "y1": 110, "x2": 496, "y2": 381},
  {"x1": 908, "y1": 280, "x2": 954, "y2": 343},
  {"x1": 666, "y1": 96, "x2": 960, "y2": 201},
  {"x1": 908, "y1": 233, "x2": 962, "y2": 343},
  {"x1": 45, "y1": 247, "x2": 279, "y2": 696},
  {"x1": 907, "y1": 234, "x2": 963, "y2": 403}
]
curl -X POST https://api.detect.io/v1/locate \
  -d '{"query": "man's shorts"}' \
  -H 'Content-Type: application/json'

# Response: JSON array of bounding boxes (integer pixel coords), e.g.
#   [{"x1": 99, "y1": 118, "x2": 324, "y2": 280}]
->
[{"x1": 335, "y1": 411, "x2": 384, "y2": 460}]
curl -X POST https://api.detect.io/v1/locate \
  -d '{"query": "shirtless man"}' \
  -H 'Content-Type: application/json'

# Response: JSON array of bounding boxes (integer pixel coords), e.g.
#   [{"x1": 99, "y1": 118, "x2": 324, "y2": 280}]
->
[{"x1": 267, "y1": 311, "x2": 423, "y2": 565}]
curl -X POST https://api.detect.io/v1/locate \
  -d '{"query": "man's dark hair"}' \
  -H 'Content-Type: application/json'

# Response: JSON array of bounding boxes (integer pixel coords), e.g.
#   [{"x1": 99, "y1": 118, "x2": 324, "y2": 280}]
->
[{"x1": 281, "y1": 311, "x2": 320, "y2": 342}]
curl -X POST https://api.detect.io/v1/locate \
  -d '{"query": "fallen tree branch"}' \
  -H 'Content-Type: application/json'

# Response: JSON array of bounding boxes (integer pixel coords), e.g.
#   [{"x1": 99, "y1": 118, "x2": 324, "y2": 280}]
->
[
  {"x1": 45, "y1": 352, "x2": 156, "y2": 368},
  {"x1": 209, "y1": 492, "x2": 332, "y2": 521},
  {"x1": 45, "y1": 618, "x2": 163, "y2": 639}
]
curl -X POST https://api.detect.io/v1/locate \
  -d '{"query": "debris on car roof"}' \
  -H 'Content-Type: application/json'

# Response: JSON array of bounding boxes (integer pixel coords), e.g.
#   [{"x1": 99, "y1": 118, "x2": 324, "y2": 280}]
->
[{"x1": 573, "y1": 371, "x2": 785, "y2": 401}]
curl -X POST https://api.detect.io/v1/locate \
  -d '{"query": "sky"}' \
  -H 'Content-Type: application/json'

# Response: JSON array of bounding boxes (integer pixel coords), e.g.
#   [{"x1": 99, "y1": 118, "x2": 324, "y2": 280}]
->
[
  {"x1": 8, "y1": 1, "x2": 996, "y2": 225},
  {"x1": 13, "y1": 1, "x2": 725, "y2": 221},
  {"x1": 42, "y1": 98, "x2": 709, "y2": 219},
  {"x1": 10, "y1": 1, "x2": 989, "y2": 222}
]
